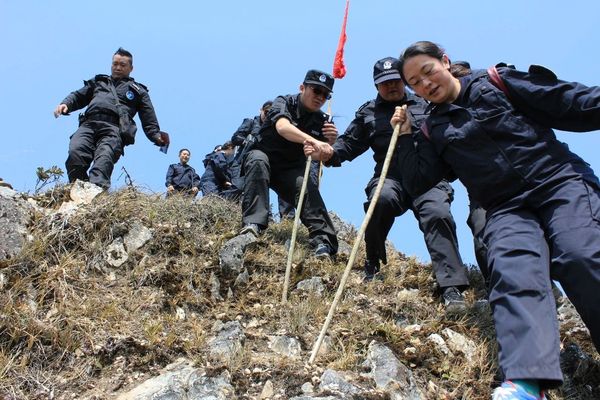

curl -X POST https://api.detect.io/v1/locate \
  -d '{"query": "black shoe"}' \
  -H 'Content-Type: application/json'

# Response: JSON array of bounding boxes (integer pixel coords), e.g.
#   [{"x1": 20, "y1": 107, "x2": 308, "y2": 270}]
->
[
  {"x1": 363, "y1": 259, "x2": 381, "y2": 282},
  {"x1": 442, "y1": 286, "x2": 466, "y2": 311},
  {"x1": 314, "y1": 243, "x2": 332, "y2": 259},
  {"x1": 240, "y1": 223, "x2": 262, "y2": 237}
]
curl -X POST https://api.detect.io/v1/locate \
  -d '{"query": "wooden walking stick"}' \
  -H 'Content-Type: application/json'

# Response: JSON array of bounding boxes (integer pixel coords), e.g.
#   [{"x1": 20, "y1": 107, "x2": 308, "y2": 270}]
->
[
  {"x1": 317, "y1": 99, "x2": 334, "y2": 189},
  {"x1": 309, "y1": 107, "x2": 406, "y2": 364},
  {"x1": 282, "y1": 154, "x2": 313, "y2": 304}
]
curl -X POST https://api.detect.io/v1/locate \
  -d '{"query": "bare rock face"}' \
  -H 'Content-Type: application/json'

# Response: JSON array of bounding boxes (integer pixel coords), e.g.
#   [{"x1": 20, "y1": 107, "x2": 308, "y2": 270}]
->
[
  {"x1": 295, "y1": 277, "x2": 325, "y2": 297},
  {"x1": 328, "y1": 212, "x2": 355, "y2": 242},
  {"x1": 318, "y1": 369, "x2": 362, "y2": 397},
  {"x1": 363, "y1": 341, "x2": 422, "y2": 400},
  {"x1": 69, "y1": 180, "x2": 104, "y2": 204},
  {"x1": 207, "y1": 320, "x2": 246, "y2": 362},
  {"x1": 124, "y1": 221, "x2": 154, "y2": 252},
  {"x1": 0, "y1": 187, "x2": 32, "y2": 260},
  {"x1": 268, "y1": 335, "x2": 302, "y2": 358},
  {"x1": 441, "y1": 328, "x2": 476, "y2": 363},
  {"x1": 105, "y1": 237, "x2": 129, "y2": 267},
  {"x1": 116, "y1": 359, "x2": 234, "y2": 400},
  {"x1": 58, "y1": 180, "x2": 104, "y2": 214},
  {"x1": 219, "y1": 233, "x2": 258, "y2": 276}
]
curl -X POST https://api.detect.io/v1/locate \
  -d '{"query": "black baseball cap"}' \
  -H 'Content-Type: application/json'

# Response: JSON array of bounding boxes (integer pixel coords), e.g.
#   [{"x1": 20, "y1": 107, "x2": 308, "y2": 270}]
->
[
  {"x1": 303, "y1": 69, "x2": 334, "y2": 92},
  {"x1": 373, "y1": 57, "x2": 402, "y2": 85}
]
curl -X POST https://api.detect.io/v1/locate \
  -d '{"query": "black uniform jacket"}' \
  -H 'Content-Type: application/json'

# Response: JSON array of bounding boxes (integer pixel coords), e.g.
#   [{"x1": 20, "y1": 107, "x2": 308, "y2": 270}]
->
[
  {"x1": 165, "y1": 163, "x2": 200, "y2": 191},
  {"x1": 396, "y1": 68, "x2": 600, "y2": 210},
  {"x1": 255, "y1": 94, "x2": 329, "y2": 167},
  {"x1": 61, "y1": 74, "x2": 161, "y2": 144},
  {"x1": 329, "y1": 92, "x2": 428, "y2": 181},
  {"x1": 231, "y1": 116, "x2": 261, "y2": 146}
]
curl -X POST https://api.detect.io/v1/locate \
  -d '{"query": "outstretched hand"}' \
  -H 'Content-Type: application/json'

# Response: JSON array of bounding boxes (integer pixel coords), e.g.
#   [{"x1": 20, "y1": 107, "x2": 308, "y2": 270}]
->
[{"x1": 54, "y1": 104, "x2": 68, "y2": 118}]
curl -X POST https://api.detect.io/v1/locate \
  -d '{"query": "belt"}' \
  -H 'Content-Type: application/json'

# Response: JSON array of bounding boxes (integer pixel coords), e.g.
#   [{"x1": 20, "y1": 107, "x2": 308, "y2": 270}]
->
[{"x1": 86, "y1": 112, "x2": 119, "y2": 125}]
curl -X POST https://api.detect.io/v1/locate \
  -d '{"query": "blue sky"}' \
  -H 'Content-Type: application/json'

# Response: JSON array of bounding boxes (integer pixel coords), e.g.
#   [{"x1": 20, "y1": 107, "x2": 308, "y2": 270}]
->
[{"x1": 1, "y1": 0, "x2": 599, "y2": 266}]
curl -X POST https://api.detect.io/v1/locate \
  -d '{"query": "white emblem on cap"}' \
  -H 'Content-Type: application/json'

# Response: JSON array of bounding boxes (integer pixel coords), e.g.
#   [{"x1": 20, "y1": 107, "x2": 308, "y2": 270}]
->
[
  {"x1": 319, "y1": 74, "x2": 327, "y2": 82},
  {"x1": 383, "y1": 61, "x2": 392, "y2": 70}
]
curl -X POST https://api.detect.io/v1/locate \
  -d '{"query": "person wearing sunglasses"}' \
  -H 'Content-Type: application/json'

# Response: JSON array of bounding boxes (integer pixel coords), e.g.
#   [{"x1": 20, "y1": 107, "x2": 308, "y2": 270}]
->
[
  {"x1": 239, "y1": 70, "x2": 338, "y2": 260},
  {"x1": 304, "y1": 57, "x2": 470, "y2": 308}
]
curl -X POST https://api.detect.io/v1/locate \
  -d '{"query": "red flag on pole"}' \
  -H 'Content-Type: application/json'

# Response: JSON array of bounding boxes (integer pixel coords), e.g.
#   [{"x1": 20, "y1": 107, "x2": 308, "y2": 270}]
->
[{"x1": 332, "y1": 0, "x2": 349, "y2": 79}]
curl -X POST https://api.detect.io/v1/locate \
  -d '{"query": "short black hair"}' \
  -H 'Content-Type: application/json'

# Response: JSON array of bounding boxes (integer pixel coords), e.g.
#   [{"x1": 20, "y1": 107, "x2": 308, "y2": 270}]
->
[
  {"x1": 221, "y1": 141, "x2": 233, "y2": 150},
  {"x1": 114, "y1": 47, "x2": 133, "y2": 65},
  {"x1": 179, "y1": 148, "x2": 191, "y2": 155},
  {"x1": 261, "y1": 100, "x2": 273, "y2": 110}
]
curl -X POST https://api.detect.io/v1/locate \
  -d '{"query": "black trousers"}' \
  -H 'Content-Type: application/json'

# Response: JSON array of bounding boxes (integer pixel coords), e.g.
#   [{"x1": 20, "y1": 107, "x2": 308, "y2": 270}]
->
[
  {"x1": 364, "y1": 177, "x2": 469, "y2": 289},
  {"x1": 65, "y1": 121, "x2": 123, "y2": 189},
  {"x1": 277, "y1": 161, "x2": 321, "y2": 219},
  {"x1": 467, "y1": 199, "x2": 489, "y2": 281},
  {"x1": 485, "y1": 169, "x2": 600, "y2": 387},
  {"x1": 242, "y1": 150, "x2": 338, "y2": 252}
]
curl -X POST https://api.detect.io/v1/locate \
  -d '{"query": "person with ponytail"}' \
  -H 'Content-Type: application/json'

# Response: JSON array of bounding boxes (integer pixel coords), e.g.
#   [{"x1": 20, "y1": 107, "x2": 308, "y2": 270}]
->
[{"x1": 392, "y1": 40, "x2": 600, "y2": 399}]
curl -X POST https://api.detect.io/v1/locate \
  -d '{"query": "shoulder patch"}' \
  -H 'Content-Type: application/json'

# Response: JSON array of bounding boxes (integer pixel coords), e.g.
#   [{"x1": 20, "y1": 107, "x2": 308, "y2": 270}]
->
[
  {"x1": 94, "y1": 74, "x2": 110, "y2": 82},
  {"x1": 356, "y1": 99, "x2": 375, "y2": 118},
  {"x1": 357, "y1": 100, "x2": 372, "y2": 113},
  {"x1": 130, "y1": 82, "x2": 148, "y2": 94}
]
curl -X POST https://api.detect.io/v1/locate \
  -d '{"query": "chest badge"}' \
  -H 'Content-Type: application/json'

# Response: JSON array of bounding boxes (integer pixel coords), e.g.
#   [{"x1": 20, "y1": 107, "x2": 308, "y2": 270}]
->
[{"x1": 126, "y1": 90, "x2": 135, "y2": 100}]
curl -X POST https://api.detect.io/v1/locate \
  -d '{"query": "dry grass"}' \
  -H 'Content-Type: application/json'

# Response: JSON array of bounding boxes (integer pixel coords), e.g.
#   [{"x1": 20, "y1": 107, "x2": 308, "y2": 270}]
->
[{"x1": 0, "y1": 187, "x2": 597, "y2": 399}]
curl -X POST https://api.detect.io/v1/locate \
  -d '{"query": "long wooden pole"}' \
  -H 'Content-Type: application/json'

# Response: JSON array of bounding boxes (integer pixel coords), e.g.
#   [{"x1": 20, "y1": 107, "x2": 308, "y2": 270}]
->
[
  {"x1": 309, "y1": 116, "x2": 404, "y2": 364},
  {"x1": 282, "y1": 155, "x2": 313, "y2": 304},
  {"x1": 317, "y1": 99, "x2": 333, "y2": 189}
]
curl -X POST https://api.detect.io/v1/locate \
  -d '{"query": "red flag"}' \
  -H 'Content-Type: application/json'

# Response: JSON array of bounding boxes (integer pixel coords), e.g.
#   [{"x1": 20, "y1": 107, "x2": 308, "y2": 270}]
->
[{"x1": 332, "y1": 0, "x2": 349, "y2": 79}]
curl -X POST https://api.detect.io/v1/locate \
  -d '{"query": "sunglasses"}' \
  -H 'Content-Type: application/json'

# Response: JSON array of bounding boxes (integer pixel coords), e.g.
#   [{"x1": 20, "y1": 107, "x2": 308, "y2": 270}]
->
[{"x1": 309, "y1": 85, "x2": 332, "y2": 100}]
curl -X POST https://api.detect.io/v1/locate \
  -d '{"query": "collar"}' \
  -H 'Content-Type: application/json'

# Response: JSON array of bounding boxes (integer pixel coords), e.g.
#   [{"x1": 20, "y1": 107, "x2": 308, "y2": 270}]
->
[
  {"x1": 452, "y1": 74, "x2": 474, "y2": 107},
  {"x1": 374, "y1": 92, "x2": 418, "y2": 107}
]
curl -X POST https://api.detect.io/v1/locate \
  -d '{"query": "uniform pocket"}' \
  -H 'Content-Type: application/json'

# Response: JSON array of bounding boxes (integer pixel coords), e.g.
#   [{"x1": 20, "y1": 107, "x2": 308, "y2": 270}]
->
[
  {"x1": 583, "y1": 179, "x2": 600, "y2": 224},
  {"x1": 470, "y1": 82, "x2": 513, "y2": 122}
]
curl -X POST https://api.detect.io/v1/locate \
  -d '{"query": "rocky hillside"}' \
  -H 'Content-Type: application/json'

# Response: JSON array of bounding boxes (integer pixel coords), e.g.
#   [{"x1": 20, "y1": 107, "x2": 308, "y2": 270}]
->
[{"x1": 0, "y1": 183, "x2": 598, "y2": 400}]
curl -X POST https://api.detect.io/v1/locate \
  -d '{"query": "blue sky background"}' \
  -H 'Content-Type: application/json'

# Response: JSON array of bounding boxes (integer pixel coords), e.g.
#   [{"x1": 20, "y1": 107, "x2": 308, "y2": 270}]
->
[{"x1": 1, "y1": 0, "x2": 598, "y2": 266}]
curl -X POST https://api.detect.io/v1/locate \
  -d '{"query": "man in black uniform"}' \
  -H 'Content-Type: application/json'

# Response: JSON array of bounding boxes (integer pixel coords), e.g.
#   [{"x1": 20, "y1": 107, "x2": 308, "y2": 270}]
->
[
  {"x1": 200, "y1": 141, "x2": 236, "y2": 198},
  {"x1": 306, "y1": 58, "x2": 469, "y2": 306},
  {"x1": 230, "y1": 100, "x2": 295, "y2": 218},
  {"x1": 165, "y1": 148, "x2": 201, "y2": 197},
  {"x1": 240, "y1": 70, "x2": 339, "y2": 258},
  {"x1": 54, "y1": 48, "x2": 167, "y2": 189}
]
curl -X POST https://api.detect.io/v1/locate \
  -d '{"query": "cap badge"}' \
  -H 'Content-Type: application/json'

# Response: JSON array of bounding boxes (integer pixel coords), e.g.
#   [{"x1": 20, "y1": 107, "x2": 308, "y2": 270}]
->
[
  {"x1": 383, "y1": 60, "x2": 392, "y2": 70},
  {"x1": 126, "y1": 90, "x2": 135, "y2": 100},
  {"x1": 319, "y1": 74, "x2": 327, "y2": 83}
]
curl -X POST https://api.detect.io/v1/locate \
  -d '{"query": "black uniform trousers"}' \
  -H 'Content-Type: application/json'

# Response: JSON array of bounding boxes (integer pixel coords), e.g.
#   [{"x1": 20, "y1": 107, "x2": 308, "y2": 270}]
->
[
  {"x1": 485, "y1": 168, "x2": 600, "y2": 387},
  {"x1": 65, "y1": 120, "x2": 123, "y2": 189},
  {"x1": 467, "y1": 200, "x2": 489, "y2": 281},
  {"x1": 364, "y1": 177, "x2": 469, "y2": 289},
  {"x1": 277, "y1": 160, "x2": 321, "y2": 219},
  {"x1": 242, "y1": 150, "x2": 338, "y2": 252}
]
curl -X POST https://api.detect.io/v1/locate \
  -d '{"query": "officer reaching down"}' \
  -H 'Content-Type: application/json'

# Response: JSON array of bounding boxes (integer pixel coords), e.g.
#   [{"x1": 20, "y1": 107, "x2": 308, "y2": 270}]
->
[
  {"x1": 54, "y1": 47, "x2": 167, "y2": 189},
  {"x1": 240, "y1": 69, "x2": 339, "y2": 259}
]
